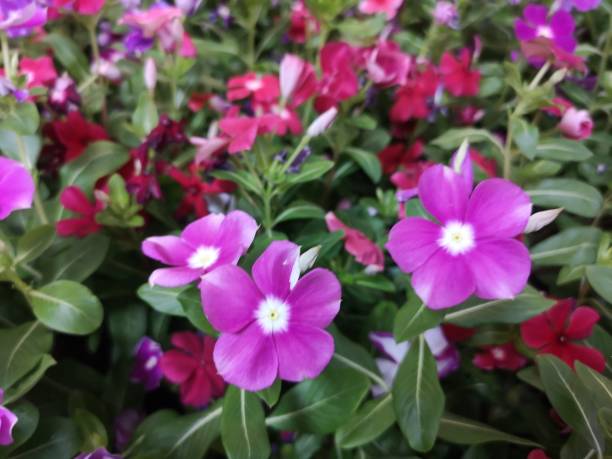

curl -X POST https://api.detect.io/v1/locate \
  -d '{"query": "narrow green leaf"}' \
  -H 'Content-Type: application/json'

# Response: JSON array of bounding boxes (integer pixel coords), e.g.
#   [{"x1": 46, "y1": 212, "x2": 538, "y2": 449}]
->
[
  {"x1": 335, "y1": 394, "x2": 395, "y2": 449},
  {"x1": 527, "y1": 179, "x2": 603, "y2": 218},
  {"x1": 394, "y1": 298, "x2": 445, "y2": 342},
  {"x1": 286, "y1": 159, "x2": 334, "y2": 185},
  {"x1": 530, "y1": 227, "x2": 601, "y2": 267},
  {"x1": 345, "y1": 148, "x2": 382, "y2": 183},
  {"x1": 4, "y1": 354, "x2": 56, "y2": 404},
  {"x1": 60, "y1": 141, "x2": 129, "y2": 190},
  {"x1": 138, "y1": 284, "x2": 186, "y2": 317},
  {"x1": 212, "y1": 169, "x2": 262, "y2": 195},
  {"x1": 534, "y1": 138, "x2": 593, "y2": 162},
  {"x1": 432, "y1": 128, "x2": 504, "y2": 152},
  {"x1": 512, "y1": 118, "x2": 539, "y2": 160},
  {"x1": 274, "y1": 202, "x2": 325, "y2": 225},
  {"x1": 585, "y1": 265, "x2": 612, "y2": 303},
  {"x1": 574, "y1": 362, "x2": 612, "y2": 411}
]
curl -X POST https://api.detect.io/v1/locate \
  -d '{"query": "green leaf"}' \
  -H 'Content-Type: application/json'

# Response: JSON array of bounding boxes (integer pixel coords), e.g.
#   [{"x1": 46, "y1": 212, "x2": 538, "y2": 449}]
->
[
  {"x1": 132, "y1": 93, "x2": 159, "y2": 137},
  {"x1": 130, "y1": 406, "x2": 222, "y2": 459},
  {"x1": 337, "y1": 15, "x2": 386, "y2": 44},
  {"x1": 222, "y1": 387, "x2": 270, "y2": 459},
  {"x1": 286, "y1": 159, "x2": 334, "y2": 185},
  {"x1": 257, "y1": 379, "x2": 281, "y2": 408},
  {"x1": 394, "y1": 296, "x2": 445, "y2": 342},
  {"x1": 138, "y1": 284, "x2": 186, "y2": 317},
  {"x1": 60, "y1": 141, "x2": 129, "y2": 190},
  {"x1": 1, "y1": 104, "x2": 39, "y2": 136},
  {"x1": 512, "y1": 118, "x2": 539, "y2": 159},
  {"x1": 31, "y1": 281, "x2": 103, "y2": 335},
  {"x1": 73, "y1": 409, "x2": 108, "y2": 452},
  {"x1": 574, "y1": 362, "x2": 612, "y2": 409},
  {"x1": 350, "y1": 274, "x2": 395, "y2": 292},
  {"x1": 438, "y1": 413, "x2": 541, "y2": 447},
  {"x1": 443, "y1": 287, "x2": 555, "y2": 327},
  {"x1": 530, "y1": 227, "x2": 601, "y2": 267},
  {"x1": 345, "y1": 148, "x2": 382, "y2": 183},
  {"x1": 40, "y1": 234, "x2": 110, "y2": 283},
  {"x1": 212, "y1": 169, "x2": 262, "y2": 195},
  {"x1": 43, "y1": 33, "x2": 89, "y2": 81},
  {"x1": 267, "y1": 363, "x2": 370, "y2": 434},
  {"x1": 392, "y1": 335, "x2": 445, "y2": 452},
  {"x1": 15, "y1": 225, "x2": 55, "y2": 265},
  {"x1": 0, "y1": 130, "x2": 41, "y2": 168},
  {"x1": 4, "y1": 354, "x2": 56, "y2": 404},
  {"x1": 10, "y1": 417, "x2": 80, "y2": 459},
  {"x1": 0, "y1": 322, "x2": 52, "y2": 390},
  {"x1": 274, "y1": 202, "x2": 325, "y2": 225},
  {"x1": 585, "y1": 265, "x2": 612, "y2": 303},
  {"x1": 534, "y1": 138, "x2": 593, "y2": 162},
  {"x1": 432, "y1": 128, "x2": 503, "y2": 152},
  {"x1": 178, "y1": 287, "x2": 216, "y2": 335},
  {"x1": 4, "y1": 401, "x2": 39, "y2": 452},
  {"x1": 537, "y1": 355, "x2": 604, "y2": 456},
  {"x1": 335, "y1": 394, "x2": 395, "y2": 449},
  {"x1": 517, "y1": 366, "x2": 544, "y2": 391},
  {"x1": 526, "y1": 179, "x2": 603, "y2": 218}
]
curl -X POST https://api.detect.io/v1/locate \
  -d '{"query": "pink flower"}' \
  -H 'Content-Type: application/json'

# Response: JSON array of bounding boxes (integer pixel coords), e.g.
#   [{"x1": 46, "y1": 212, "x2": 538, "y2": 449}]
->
[
  {"x1": 120, "y1": 6, "x2": 184, "y2": 52},
  {"x1": 200, "y1": 241, "x2": 342, "y2": 391},
  {"x1": 279, "y1": 54, "x2": 317, "y2": 106},
  {"x1": 369, "y1": 328, "x2": 459, "y2": 396},
  {"x1": 0, "y1": 157, "x2": 34, "y2": 220},
  {"x1": 515, "y1": 4, "x2": 576, "y2": 53},
  {"x1": 19, "y1": 56, "x2": 57, "y2": 88},
  {"x1": 521, "y1": 299, "x2": 605, "y2": 372},
  {"x1": 315, "y1": 42, "x2": 359, "y2": 112},
  {"x1": 527, "y1": 450, "x2": 551, "y2": 459},
  {"x1": 386, "y1": 162, "x2": 532, "y2": 309},
  {"x1": 287, "y1": 1, "x2": 319, "y2": 44},
  {"x1": 325, "y1": 212, "x2": 384, "y2": 273},
  {"x1": 259, "y1": 107, "x2": 303, "y2": 136},
  {"x1": 56, "y1": 186, "x2": 103, "y2": 238},
  {"x1": 160, "y1": 332, "x2": 226, "y2": 407},
  {"x1": 473, "y1": 342, "x2": 527, "y2": 371},
  {"x1": 559, "y1": 107, "x2": 593, "y2": 140},
  {"x1": 390, "y1": 65, "x2": 439, "y2": 122},
  {"x1": 440, "y1": 49, "x2": 480, "y2": 97},
  {"x1": 141, "y1": 211, "x2": 258, "y2": 287},
  {"x1": 358, "y1": 0, "x2": 403, "y2": 19},
  {"x1": 52, "y1": 0, "x2": 105, "y2": 15},
  {"x1": 362, "y1": 41, "x2": 412, "y2": 87},
  {"x1": 433, "y1": 1, "x2": 458, "y2": 26},
  {"x1": 218, "y1": 116, "x2": 259, "y2": 153},
  {"x1": 227, "y1": 73, "x2": 280, "y2": 104},
  {"x1": 0, "y1": 389, "x2": 17, "y2": 446}
]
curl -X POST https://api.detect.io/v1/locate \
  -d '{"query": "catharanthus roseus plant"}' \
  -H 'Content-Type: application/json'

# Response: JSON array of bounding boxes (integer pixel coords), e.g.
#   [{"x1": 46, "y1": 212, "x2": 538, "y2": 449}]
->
[{"x1": 0, "y1": 0, "x2": 610, "y2": 458}]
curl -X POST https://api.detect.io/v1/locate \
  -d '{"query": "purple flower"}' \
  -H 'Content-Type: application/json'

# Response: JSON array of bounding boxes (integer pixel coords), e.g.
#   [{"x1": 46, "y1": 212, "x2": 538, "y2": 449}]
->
[
  {"x1": 123, "y1": 27, "x2": 154, "y2": 55},
  {"x1": 74, "y1": 448, "x2": 122, "y2": 459},
  {"x1": 141, "y1": 211, "x2": 258, "y2": 287},
  {"x1": 0, "y1": 389, "x2": 17, "y2": 446},
  {"x1": 0, "y1": 157, "x2": 35, "y2": 220},
  {"x1": 515, "y1": 4, "x2": 576, "y2": 52},
  {"x1": 386, "y1": 158, "x2": 532, "y2": 309},
  {"x1": 0, "y1": 0, "x2": 47, "y2": 36},
  {"x1": 556, "y1": 0, "x2": 601, "y2": 12},
  {"x1": 130, "y1": 337, "x2": 163, "y2": 390},
  {"x1": 200, "y1": 241, "x2": 342, "y2": 391},
  {"x1": 114, "y1": 409, "x2": 143, "y2": 451},
  {"x1": 433, "y1": 1, "x2": 459, "y2": 28},
  {"x1": 369, "y1": 328, "x2": 459, "y2": 396},
  {"x1": 175, "y1": 0, "x2": 201, "y2": 15}
]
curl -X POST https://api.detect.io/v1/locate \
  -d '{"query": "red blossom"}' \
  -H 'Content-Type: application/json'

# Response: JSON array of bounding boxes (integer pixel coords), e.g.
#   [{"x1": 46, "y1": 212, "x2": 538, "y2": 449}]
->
[
  {"x1": 56, "y1": 186, "x2": 104, "y2": 238},
  {"x1": 390, "y1": 65, "x2": 439, "y2": 122},
  {"x1": 287, "y1": 1, "x2": 320, "y2": 44},
  {"x1": 439, "y1": 49, "x2": 481, "y2": 97},
  {"x1": 378, "y1": 140, "x2": 423, "y2": 175},
  {"x1": 473, "y1": 342, "x2": 528, "y2": 371},
  {"x1": 520, "y1": 299, "x2": 605, "y2": 372},
  {"x1": 47, "y1": 111, "x2": 109, "y2": 162},
  {"x1": 227, "y1": 73, "x2": 280, "y2": 104},
  {"x1": 315, "y1": 42, "x2": 360, "y2": 112}
]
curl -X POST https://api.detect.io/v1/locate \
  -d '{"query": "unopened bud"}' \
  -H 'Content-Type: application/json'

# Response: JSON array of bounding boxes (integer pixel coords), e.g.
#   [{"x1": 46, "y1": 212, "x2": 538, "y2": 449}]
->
[
  {"x1": 306, "y1": 107, "x2": 338, "y2": 137},
  {"x1": 144, "y1": 57, "x2": 157, "y2": 91}
]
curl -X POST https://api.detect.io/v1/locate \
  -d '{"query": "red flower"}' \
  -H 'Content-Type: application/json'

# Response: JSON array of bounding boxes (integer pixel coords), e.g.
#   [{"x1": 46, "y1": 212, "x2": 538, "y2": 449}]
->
[
  {"x1": 390, "y1": 65, "x2": 439, "y2": 122},
  {"x1": 160, "y1": 332, "x2": 226, "y2": 408},
  {"x1": 218, "y1": 116, "x2": 259, "y2": 154},
  {"x1": 439, "y1": 49, "x2": 481, "y2": 97},
  {"x1": 187, "y1": 92, "x2": 212, "y2": 112},
  {"x1": 315, "y1": 42, "x2": 359, "y2": 112},
  {"x1": 390, "y1": 161, "x2": 432, "y2": 191},
  {"x1": 20, "y1": 56, "x2": 57, "y2": 89},
  {"x1": 287, "y1": 1, "x2": 320, "y2": 44},
  {"x1": 378, "y1": 141, "x2": 423, "y2": 175},
  {"x1": 46, "y1": 111, "x2": 109, "y2": 162},
  {"x1": 527, "y1": 450, "x2": 551, "y2": 459},
  {"x1": 520, "y1": 37, "x2": 586, "y2": 72},
  {"x1": 56, "y1": 186, "x2": 104, "y2": 238},
  {"x1": 473, "y1": 343, "x2": 527, "y2": 371},
  {"x1": 442, "y1": 324, "x2": 476, "y2": 342},
  {"x1": 520, "y1": 299, "x2": 605, "y2": 372},
  {"x1": 227, "y1": 73, "x2": 280, "y2": 104}
]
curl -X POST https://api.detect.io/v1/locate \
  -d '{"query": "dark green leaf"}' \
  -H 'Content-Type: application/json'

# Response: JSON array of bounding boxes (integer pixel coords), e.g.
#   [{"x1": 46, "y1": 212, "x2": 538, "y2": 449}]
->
[
  {"x1": 4, "y1": 401, "x2": 39, "y2": 452},
  {"x1": 527, "y1": 179, "x2": 603, "y2": 218},
  {"x1": 132, "y1": 93, "x2": 159, "y2": 137},
  {"x1": 585, "y1": 265, "x2": 612, "y2": 303},
  {"x1": 40, "y1": 234, "x2": 110, "y2": 283},
  {"x1": 335, "y1": 394, "x2": 395, "y2": 449},
  {"x1": 394, "y1": 296, "x2": 444, "y2": 342},
  {"x1": 1, "y1": 104, "x2": 39, "y2": 136},
  {"x1": 60, "y1": 141, "x2": 129, "y2": 190},
  {"x1": 10, "y1": 417, "x2": 80, "y2": 459},
  {"x1": 534, "y1": 138, "x2": 593, "y2": 162},
  {"x1": 258, "y1": 379, "x2": 281, "y2": 408},
  {"x1": 530, "y1": 227, "x2": 601, "y2": 267},
  {"x1": 274, "y1": 202, "x2": 325, "y2": 225},
  {"x1": 345, "y1": 148, "x2": 382, "y2": 183},
  {"x1": 212, "y1": 169, "x2": 262, "y2": 195},
  {"x1": 512, "y1": 118, "x2": 539, "y2": 160},
  {"x1": 286, "y1": 159, "x2": 334, "y2": 185},
  {"x1": 178, "y1": 287, "x2": 216, "y2": 335},
  {"x1": 574, "y1": 362, "x2": 612, "y2": 414},
  {"x1": 432, "y1": 128, "x2": 503, "y2": 152},
  {"x1": 72, "y1": 409, "x2": 108, "y2": 451},
  {"x1": 4, "y1": 354, "x2": 56, "y2": 404},
  {"x1": 43, "y1": 33, "x2": 89, "y2": 81},
  {"x1": 15, "y1": 226, "x2": 55, "y2": 265},
  {"x1": 138, "y1": 284, "x2": 186, "y2": 317}
]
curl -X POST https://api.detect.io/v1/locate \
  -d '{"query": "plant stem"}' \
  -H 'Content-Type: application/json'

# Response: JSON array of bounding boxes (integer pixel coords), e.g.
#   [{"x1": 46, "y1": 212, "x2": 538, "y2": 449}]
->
[
  {"x1": 87, "y1": 21, "x2": 100, "y2": 65},
  {"x1": 595, "y1": 13, "x2": 612, "y2": 91},
  {"x1": 278, "y1": 135, "x2": 310, "y2": 175},
  {"x1": 527, "y1": 60, "x2": 550, "y2": 90},
  {"x1": 15, "y1": 135, "x2": 48, "y2": 224},
  {"x1": 1, "y1": 33, "x2": 11, "y2": 81}
]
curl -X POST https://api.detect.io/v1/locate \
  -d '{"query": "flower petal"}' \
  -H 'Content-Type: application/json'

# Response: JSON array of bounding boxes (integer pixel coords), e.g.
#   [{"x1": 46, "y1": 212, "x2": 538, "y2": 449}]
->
[
  {"x1": 521, "y1": 311, "x2": 559, "y2": 350},
  {"x1": 149, "y1": 267, "x2": 201, "y2": 287},
  {"x1": 160, "y1": 351, "x2": 195, "y2": 384},
  {"x1": 171, "y1": 331, "x2": 203, "y2": 355},
  {"x1": 200, "y1": 265, "x2": 262, "y2": 333},
  {"x1": 412, "y1": 250, "x2": 475, "y2": 309},
  {"x1": 466, "y1": 178, "x2": 532, "y2": 240},
  {"x1": 369, "y1": 332, "x2": 409, "y2": 364},
  {"x1": 561, "y1": 343, "x2": 606, "y2": 372},
  {"x1": 180, "y1": 367, "x2": 212, "y2": 407},
  {"x1": 0, "y1": 406, "x2": 17, "y2": 446},
  {"x1": 181, "y1": 213, "x2": 225, "y2": 247},
  {"x1": 0, "y1": 157, "x2": 34, "y2": 219},
  {"x1": 274, "y1": 324, "x2": 334, "y2": 382},
  {"x1": 386, "y1": 217, "x2": 441, "y2": 273},
  {"x1": 252, "y1": 240, "x2": 300, "y2": 298},
  {"x1": 466, "y1": 239, "x2": 531, "y2": 300},
  {"x1": 213, "y1": 323, "x2": 278, "y2": 391},
  {"x1": 287, "y1": 268, "x2": 341, "y2": 328},
  {"x1": 215, "y1": 210, "x2": 258, "y2": 265},
  {"x1": 565, "y1": 307, "x2": 600, "y2": 340},
  {"x1": 418, "y1": 165, "x2": 470, "y2": 224},
  {"x1": 142, "y1": 236, "x2": 193, "y2": 266}
]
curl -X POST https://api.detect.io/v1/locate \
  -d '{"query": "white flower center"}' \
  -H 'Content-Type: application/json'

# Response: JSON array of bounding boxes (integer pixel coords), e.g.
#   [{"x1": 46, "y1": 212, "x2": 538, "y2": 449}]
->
[
  {"x1": 188, "y1": 246, "x2": 220, "y2": 269},
  {"x1": 255, "y1": 296, "x2": 290, "y2": 335},
  {"x1": 438, "y1": 221, "x2": 475, "y2": 256},
  {"x1": 144, "y1": 356, "x2": 158, "y2": 370},
  {"x1": 536, "y1": 25, "x2": 553, "y2": 39},
  {"x1": 491, "y1": 347, "x2": 506, "y2": 360},
  {"x1": 245, "y1": 78, "x2": 263, "y2": 91}
]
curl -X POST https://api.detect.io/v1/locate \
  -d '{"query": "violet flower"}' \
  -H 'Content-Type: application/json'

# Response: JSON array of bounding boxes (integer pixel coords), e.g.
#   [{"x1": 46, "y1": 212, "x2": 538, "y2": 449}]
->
[
  {"x1": 0, "y1": 157, "x2": 35, "y2": 220},
  {"x1": 0, "y1": 389, "x2": 17, "y2": 446},
  {"x1": 556, "y1": 0, "x2": 601, "y2": 12},
  {"x1": 114, "y1": 409, "x2": 143, "y2": 451},
  {"x1": 369, "y1": 328, "x2": 459, "y2": 396},
  {"x1": 0, "y1": 0, "x2": 47, "y2": 37},
  {"x1": 515, "y1": 4, "x2": 576, "y2": 53},
  {"x1": 130, "y1": 337, "x2": 163, "y2": 390}
]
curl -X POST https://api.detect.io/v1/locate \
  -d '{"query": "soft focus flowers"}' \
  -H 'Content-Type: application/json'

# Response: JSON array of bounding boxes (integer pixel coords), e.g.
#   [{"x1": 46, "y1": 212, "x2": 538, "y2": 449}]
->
[
  {"x1": 52, "y1": 0, "x2": 105, "y2": 15},
  {"x1": 369, "y1": 327, "x2": 459, "y2": 396},
  {"x1": 362, "y1": 41, "x2": 412, "y2": 88},
  {"x1": 557, "y1": 0, "x2": 601, "y2": 12},
  {"x1": 0, "y1": 0, "x2": 47, "y2": 36},
  {"x1": 440, "y1": 49, "x2": 481, "y2": 97},
  {"x1": 0, "y1": 389, "x2": 17, "y2": 446},
  {"x1": 386, "y1": 159, "x2": 532, "y2": 309},
  {"x1": 130, "y1": 337, "x2": 163, "y2": 391},
  {"x1": 200, "y1": 241, "x2": 342, "y2": 391},
  {"x1": 287, "y1": 1, "x2": 319, "y2": 44},
  {"x1": 279, "y1": 54, "x2": 317, "y2": 106},
  {"x1": 358, "y1": 0, "x2": 403, "y2": 19},
  {"x1": 43, "y1": 112, "x2": 109, "y2": 162},
  {"x1": 316, "y1": 42, "x2": 359, "y2": 112},
  {"x1": 160, "y1": 332, "x2": 226, "y2": 407},
  {"x1": 57, "y1": 186, "x2": 104, "y2": 238},
  {"x1": 227, "y1": 72, "x2": 280, "y2": 104},
  {"x1": 433, "y1": 1, "x2": 458, "y2": 27},
  {"x1": 378, "y1": 141, "x2": 424, "y2": 175},
  {"x1": 306, "y1": 107, "x2": 338, "y2": 137},
  {"x1": 141, "y1": 211, "x2": 258, "y2": 287},
  {"x1": 390, "y1": 65, "x2": 439, "y2": 122},
  {"x1": 527, "y1": 450, "x2": 552, "y2": 459},
  {"x1": 473, "y1": 342, "x2": 527, "y2": 371},
  {"x1": 74, "y1": 448, "x2": 122, "y2": 459},
  {"x1": 325, "y1": 212, "x2": 384, "y2": 273},
  {"x1": 515, "y1": 5, "x2": 576, "y2": 53},
  {"x1": 559, "y1": 107, "x2": 593, "y2": 140},
  {"x1": 0, "y1": 157, "x2": 35, "y2": 220},
  {"x1": 521, "y1": 299, "x2": 605, "y2": 372}
]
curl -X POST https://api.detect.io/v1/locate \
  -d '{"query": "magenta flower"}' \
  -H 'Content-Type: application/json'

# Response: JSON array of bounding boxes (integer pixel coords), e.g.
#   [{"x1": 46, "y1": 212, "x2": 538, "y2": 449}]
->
[
  {"x1": 142, "y1": 211, "x2": 258, "y2": 287},
  {"x1": 386, "y1": 162, "x2": 532, "y2": 309},
  {"x1": 515, "y1": 4, "x2": 576, "y2": 53},
  {"x1": 358, "y1": 0, "x2": 403, "y2": 19},
  {"x1": 558, "y1": 0, "x2": 601, "y2": 12},
  {"x1": 0, "y1": 0, "x2": 47, "y2": 36},
  {"x1": 130, "y1": 337, "x2": 163, "y2": 391},
  {"x1": 200, "y1": 241, "x2": 342, "y2": 391},
  {"x1": 0, "y1": 157, "x2": 34, "y2": 220},
  {"x1": 0, "y1": 389, "x2": 17, "y2": 446}
]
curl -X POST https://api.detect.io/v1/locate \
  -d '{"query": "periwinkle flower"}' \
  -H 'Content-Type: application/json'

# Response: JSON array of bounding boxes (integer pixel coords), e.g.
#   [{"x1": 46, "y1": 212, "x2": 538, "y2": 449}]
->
[
  {"x1": 0, "y1": 389, "x2": 17, "y2": 446},
  {"x1": 130, "y1": 337, "x2": 163, "y2": 390},
  {"x1": 0, "y1": 157, "x2": 34, "y2": 220},
  {"x1": 515, "y1": 4, "x2": 576, "y2": 53}
]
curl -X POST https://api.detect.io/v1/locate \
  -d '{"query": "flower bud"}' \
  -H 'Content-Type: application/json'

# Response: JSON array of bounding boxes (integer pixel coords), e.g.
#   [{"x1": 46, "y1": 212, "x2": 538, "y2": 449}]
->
[
  {"x1": 143, "y1": 57, "x2": 156, "y2": 91},
  {"x1": 524, "y1": 208, "x2": 563, "y2": 233},
  {"x1": 306, "y1": 107, "x2": 338, "y2": 137},
  {"x1": 559, "y1": 107, "x2": 593, "y2": 140},
  {"x1": 279, "y1": 54, "x2": 303, "y2": 101}
]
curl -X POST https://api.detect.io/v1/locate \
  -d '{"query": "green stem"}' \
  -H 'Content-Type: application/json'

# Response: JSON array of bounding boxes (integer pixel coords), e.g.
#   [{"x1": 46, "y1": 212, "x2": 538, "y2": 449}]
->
[
  {"x1": 527, "y1": 60, "x2": 550, "y2": 90},
  {"x1": 278, "y1": 135, "x2": 311, "y2": 175},
  {"x1": 15, "y1": 135, "x2": 48, "y2": 224},
  {"x1": 4, "y1": 270, "x2": 32, "y2": 302},
  {"x1": 262, "y1": 188, "x2": 274, "y2": 237},
  {"x1": 1, "y1": 33, "x2": 12, "y2": 81},
  {"x1": 595, "y1": 13, "x2": 612, "y2": 91},
  {"x1": 87, "y1": 21, "x2": 100, "y2": 65}
]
